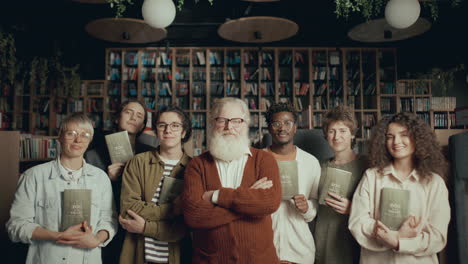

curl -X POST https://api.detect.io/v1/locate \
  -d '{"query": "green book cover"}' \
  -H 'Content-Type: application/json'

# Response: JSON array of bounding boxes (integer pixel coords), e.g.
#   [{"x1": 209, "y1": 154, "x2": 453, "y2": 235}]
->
[
  {"x1": 379, "y1": 187, "x2": 410, "y2": 231},
  {"x1": 158, "y1": 176, "x2": 184, "y2": 204},
  {"x1": 105, "y1": 130, "x2": 134, "y2": 164},
  {"x1": 318, "y1": 167, "x2": 352, "y2": 205},
  {"x1": 277, "y1": 160, "x2": 299, "y2": 200},
  {"x1": 61, "y1": 189, "x2": 92, "y2": 231}
]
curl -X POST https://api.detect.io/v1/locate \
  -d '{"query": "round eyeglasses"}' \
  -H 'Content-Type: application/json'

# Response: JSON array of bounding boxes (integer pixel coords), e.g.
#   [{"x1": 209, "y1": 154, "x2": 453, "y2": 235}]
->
[
  {"x1": 270, "y1": 120, "x2": 295, "y2": 129},
  {"x1": 214, "y1": 117, "x2": 244, "y2": 128},
  {"x1": 156, "y1": 122, "x2": 183, "y2": 132},
  {"x1": 63, "y1": 130, "x2": 92, "y2": 142}
]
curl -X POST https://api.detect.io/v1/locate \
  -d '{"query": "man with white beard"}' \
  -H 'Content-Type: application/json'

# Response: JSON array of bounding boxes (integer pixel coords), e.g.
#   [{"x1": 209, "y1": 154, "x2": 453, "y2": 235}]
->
[{"x1": 183, "y1": 97, "x2": 282, "y2": 264}]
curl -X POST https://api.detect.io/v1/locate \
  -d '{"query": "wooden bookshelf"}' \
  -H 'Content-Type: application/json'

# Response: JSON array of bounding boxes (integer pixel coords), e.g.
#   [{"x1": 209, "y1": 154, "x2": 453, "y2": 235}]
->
[{"x1": 2, "y1": 46, "x2": 465, "y2": 156}]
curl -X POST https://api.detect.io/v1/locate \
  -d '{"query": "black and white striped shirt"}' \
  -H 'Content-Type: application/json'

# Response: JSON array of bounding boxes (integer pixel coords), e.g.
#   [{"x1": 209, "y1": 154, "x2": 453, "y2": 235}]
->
[{"x1": 144, "y1": 159, "x2": 179, "y2": 264}]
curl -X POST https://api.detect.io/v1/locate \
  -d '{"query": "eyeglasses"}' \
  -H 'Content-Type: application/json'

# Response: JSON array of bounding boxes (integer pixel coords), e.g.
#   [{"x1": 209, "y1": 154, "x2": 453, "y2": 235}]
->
[
  {"x1": 63, "y1": 130, "x2": 92, "y2": 142},
  {"x1": 156, "y1": 122, "x2": 183, "y2": 132},
  {"x1": 214, "y1": 117, "x2": 244, "y2": 128},
  {"x1": 270, "y1": 120, "x2": 295, "y2": 129}
]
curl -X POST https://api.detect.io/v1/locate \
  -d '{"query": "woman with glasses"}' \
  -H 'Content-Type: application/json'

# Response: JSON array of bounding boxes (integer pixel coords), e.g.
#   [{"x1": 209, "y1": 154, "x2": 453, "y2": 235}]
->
[
  {"x1": 6, "y1": 113, "x2": 117, "y2": 264},
  {"x1": 119, "y1": 105, "x2": 192, "y2": 264},
  {"x1": 314, "y1": 106, "x2": 368, "y2": 264}
]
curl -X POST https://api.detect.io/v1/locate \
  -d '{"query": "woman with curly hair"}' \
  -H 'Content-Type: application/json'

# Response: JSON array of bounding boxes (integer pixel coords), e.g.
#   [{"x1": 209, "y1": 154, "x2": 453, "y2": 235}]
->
[
  {"x1": 314, "y1": 105, "x2": 368, "y2": 264},
  {"x1": 349, "y1": 112, "x2": 450, "y2": 264}
]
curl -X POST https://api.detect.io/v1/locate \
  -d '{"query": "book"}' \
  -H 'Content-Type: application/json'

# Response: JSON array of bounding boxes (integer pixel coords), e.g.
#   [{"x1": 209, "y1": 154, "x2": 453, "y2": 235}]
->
[
  {"x1": 277, "y1": 160, "x2": 299, "y2": 200},
  {"x1": 61, "y1": 189, "x2": 92, "y2": 231},
  {"x1": 105, "y1": 130, "x2": 134, "y2": 164},
  {"x1": 379, "y1": 187, "x2": 410, "y2": 231},
  {"x1": 158, "y1": 176, "x2": 184, "y2": 204},
  {"x1": 318, "y1": 167, "x2": 352, "y2": 205}
]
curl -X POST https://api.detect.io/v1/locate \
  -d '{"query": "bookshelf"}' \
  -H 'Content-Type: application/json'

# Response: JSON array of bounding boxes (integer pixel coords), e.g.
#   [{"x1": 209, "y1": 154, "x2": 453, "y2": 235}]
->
[
  {"x1": 103, "y1": 47, "x2": 399, "y2": 154},
  {"x1": 3, "y1": 47, "x2": 465, "y2": 156}
]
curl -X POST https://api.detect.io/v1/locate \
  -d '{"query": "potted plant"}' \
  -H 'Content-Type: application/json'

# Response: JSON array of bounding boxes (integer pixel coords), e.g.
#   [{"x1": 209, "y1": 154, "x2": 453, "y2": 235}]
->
[
  {"x1": 0, "y1": 31, "x2": 17, "y2": 85},
  {"x1": 334, "y1": 0, "x2": 461, "y2": 21}
]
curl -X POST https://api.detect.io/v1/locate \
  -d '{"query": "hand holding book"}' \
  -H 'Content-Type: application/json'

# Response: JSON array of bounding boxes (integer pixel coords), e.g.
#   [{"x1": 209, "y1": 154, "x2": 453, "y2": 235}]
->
[{"x1": 324, "y1": 192, "x2": 351, "y2": 215}]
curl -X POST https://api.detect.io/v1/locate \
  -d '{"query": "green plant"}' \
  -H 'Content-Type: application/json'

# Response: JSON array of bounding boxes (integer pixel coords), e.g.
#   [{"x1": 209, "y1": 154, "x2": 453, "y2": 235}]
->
[
  {"x1": 107, "y1": 0, "x2": 214, "y2": 18},
  {"x1": 52, "y1": 52, "x2": 81, "y2": 98},
  {"x1": 334, "y1": 0, "x2": 463, "y2": 21},
  {"x1": 414, "y1": 64, "x2": 465, "y2": 96},
  {"x1": 0, "y1": 30, "x2": 17, "y2": 85},
  {"x1": 29, "y1": 57, "x2": 49, "y2": 93}
]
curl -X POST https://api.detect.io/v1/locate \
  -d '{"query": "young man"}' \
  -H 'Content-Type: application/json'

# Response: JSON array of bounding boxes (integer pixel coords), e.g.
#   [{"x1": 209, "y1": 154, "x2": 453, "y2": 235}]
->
[
  {"x1": 183, "y1": 97, "x2": 282, "y2": 264},
  {"x1": 84, "y1": 100, "x2": 154, "y2": 264},
  {"x1": 6, "y1": 113, "x2": 117, "y2": 264},
  {"x1": 119, "y1": 106, "x2": 192, "y2": 264},
  {"x1": 265, "y1": 103, "x2": 321, "y2": 264}
]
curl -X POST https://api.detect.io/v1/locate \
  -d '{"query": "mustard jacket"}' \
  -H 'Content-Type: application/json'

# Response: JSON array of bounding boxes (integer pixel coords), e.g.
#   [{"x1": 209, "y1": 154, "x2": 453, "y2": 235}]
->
[{"x1": 119, "y1": 149, "x2": 191, "y2": 264}]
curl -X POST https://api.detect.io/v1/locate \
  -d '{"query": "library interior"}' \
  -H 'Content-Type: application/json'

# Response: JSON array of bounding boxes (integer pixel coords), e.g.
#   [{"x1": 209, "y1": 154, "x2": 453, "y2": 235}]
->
[{"x1": 1, "y1": 0, "x2": 468, "y2": 263}]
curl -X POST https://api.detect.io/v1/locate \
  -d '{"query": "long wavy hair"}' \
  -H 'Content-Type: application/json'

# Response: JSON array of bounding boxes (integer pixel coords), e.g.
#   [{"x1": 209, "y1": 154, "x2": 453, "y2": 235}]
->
[{"x1": 369, "y1": 112, "x2": 448, "y2": 180}]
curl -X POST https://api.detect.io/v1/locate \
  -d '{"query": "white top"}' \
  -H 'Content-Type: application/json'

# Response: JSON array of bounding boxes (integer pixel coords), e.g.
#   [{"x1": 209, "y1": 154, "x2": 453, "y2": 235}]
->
[
  {"x1": 271, "y1": 147, "x2": 321, "y2": 264},
  {"x1": 349, "y1": 165, "x2": 450, "y2": 264},
  {"x1": 211, "y1": 147, "x2": 252, "y2": 203}
]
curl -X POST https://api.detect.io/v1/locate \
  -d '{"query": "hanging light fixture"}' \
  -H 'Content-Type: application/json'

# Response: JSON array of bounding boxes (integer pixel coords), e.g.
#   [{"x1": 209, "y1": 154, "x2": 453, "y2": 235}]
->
[
  {"x1": 385, "y1": 0, "x2": 420, "y2": 29},
  {"x1": 142, "y1": 0, "x2": 176, "y2": 29}
]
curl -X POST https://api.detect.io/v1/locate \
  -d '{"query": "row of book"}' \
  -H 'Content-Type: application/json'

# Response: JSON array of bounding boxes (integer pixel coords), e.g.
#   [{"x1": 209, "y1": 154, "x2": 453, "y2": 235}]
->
[
  {"x1": 397, "y1": 81, "x2": 430, "y2": 95},
  {"x1": 0, "y1": 112, "x2": 12, "y2": 129},
  {"x1": 86, "y1": 83, "x2": 104, "y2": 96},
  {"x1": 20, "y1": 134, "x2": 58, "y2": 160},
  {"x1": 191, "y1": 129, "x2": 206, "y2": 156},
  {"x1": 123, "y1": 68, "x2": 138, "y2": 81},
  {"x1": 191, "y1": 114, "x2": 205, "y2": 128},
  {"x1": 0, "y1": 98, "x2": 13, "y2": 111},
  {"x1": 431, "y1": 97, "x2": 456, "y2": 110}
]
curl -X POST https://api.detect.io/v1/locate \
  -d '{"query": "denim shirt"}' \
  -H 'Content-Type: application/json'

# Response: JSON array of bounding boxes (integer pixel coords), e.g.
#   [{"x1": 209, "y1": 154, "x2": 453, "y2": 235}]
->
[{"x1": 6, "y1": 159, "x2": 117, "y2": 264}]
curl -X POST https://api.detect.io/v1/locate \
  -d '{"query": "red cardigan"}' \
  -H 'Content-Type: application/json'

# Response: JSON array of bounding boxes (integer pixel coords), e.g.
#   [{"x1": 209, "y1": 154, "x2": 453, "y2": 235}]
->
[{"x1": 183, "y1": 148, "x2": 281, "y2": 264}]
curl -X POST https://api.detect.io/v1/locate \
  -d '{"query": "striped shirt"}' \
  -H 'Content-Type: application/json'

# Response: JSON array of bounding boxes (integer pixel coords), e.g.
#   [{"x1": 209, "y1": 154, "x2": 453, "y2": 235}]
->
[{"x1": 144, "y1": 159, "x2": 179, "y2": 264}]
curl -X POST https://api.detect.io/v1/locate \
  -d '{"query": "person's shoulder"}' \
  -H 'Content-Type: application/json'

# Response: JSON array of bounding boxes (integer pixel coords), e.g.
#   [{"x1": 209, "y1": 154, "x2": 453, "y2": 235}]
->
[
  {"x1": 22, "y1": 160, "x2": 55, "y2": 178},
  {"x1": 85, "y1": 162, "x2": 107, "y2": 176}
]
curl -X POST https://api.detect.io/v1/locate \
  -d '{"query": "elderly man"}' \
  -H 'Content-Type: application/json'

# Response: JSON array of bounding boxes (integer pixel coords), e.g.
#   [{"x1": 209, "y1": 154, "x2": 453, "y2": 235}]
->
[
  {"x1": 183, "y1": 97, "x2": 281, "y2": 264},
  {"x1": 6, "y1": 113, "x2": 117, "y2": 264}
]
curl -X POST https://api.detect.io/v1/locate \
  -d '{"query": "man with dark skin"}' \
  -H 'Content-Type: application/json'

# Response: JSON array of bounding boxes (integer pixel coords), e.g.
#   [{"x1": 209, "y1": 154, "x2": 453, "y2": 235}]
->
[{"x1": 265, "y1": 103, "x2": 321, "y2": 264}]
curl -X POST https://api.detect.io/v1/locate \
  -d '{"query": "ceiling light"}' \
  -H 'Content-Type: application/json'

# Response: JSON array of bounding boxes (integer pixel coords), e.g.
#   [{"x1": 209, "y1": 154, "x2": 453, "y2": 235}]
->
[
  {"x1": 385, "y1": 0, "x2": 420, "y2": 29},
  {"x1": 142, "y1": 0, "x2": 176, "y2": 29}
]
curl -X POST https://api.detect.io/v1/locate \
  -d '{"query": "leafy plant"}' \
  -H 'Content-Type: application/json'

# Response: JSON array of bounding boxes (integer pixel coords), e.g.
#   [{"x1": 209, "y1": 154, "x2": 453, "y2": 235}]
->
[
  {"x1": 52, "y1": 52, "x2": 81, "y2": 98},
  {"x1": 334, "y1": 0, "x2": 463, "y2": 21},
  {"x1": 0, "y1": 30, "x2": 17, "y2": 85},
  {"x1": 414, "y1": 64, "x2": 465, "y2": 96},
  {"x1": 107, "y1": 0, "x2": 214, "y2": 17}
]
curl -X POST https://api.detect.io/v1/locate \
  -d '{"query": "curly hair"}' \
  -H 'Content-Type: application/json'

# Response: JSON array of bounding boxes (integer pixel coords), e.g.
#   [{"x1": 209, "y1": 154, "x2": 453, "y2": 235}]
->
[
  {"x1": 368, "y1": 112, "x2": 448, "y2": 180},
  {"x1": 264, "y1": 102, "x2": 297, "y2": 126}
]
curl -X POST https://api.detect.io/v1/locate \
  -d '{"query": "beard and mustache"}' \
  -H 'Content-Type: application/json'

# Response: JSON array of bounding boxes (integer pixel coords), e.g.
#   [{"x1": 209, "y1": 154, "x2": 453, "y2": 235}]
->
[{"x1": 209, "y1": 127, "x2": 251, "y2": 161}]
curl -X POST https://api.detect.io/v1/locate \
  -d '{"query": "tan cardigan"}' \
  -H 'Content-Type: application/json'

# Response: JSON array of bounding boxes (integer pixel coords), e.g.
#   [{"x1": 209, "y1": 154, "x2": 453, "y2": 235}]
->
[
  {"x1": 183, "y1": 148, "x2": 281, "y2": 264},
  {"x1": 119, "y1": 150, "x2": 191, "y2": 264}
]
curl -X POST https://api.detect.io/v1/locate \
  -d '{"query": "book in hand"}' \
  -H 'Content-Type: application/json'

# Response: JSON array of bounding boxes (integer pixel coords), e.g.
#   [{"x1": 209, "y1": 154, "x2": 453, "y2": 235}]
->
[
  {"x1": 318, "y1": 167, "x2": 352, "y2": 205},
  {"x1": 158, "y1": 176, "x2": 184, "y2": 204},
  {"x1": 105, "y1": 130, "x2": 134, "y2": 164},
  {"x1": 61, "y1": 189, "x2": 92, "y2": 231},
  {"x1": 277, "y1": 160, "x2": 299, "y2": 200},
  {"x1": 379, "y1": 187, "x2": 410, "y2": 231}
]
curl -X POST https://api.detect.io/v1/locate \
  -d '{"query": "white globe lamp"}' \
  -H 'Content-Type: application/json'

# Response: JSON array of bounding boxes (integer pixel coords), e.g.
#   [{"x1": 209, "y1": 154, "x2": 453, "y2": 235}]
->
[
  {"x1": 385, "y1": 0, "x2": 421, "y2": 29},
  {"x1": 142, "y1": 0, "x2": 176, "y2": 29}
]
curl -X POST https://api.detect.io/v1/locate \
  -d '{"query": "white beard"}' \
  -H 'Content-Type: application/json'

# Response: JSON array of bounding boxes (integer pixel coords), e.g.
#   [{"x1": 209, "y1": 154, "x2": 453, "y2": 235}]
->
[{"x1": 209, "y1": 128, "x2": 250, "y2": 161}]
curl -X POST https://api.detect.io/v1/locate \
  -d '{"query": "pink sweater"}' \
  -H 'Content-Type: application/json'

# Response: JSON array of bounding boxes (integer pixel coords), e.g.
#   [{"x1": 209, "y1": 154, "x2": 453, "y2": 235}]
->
[{"x1": 183, "y1": 148, "x2": 281, "y2": 264}]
